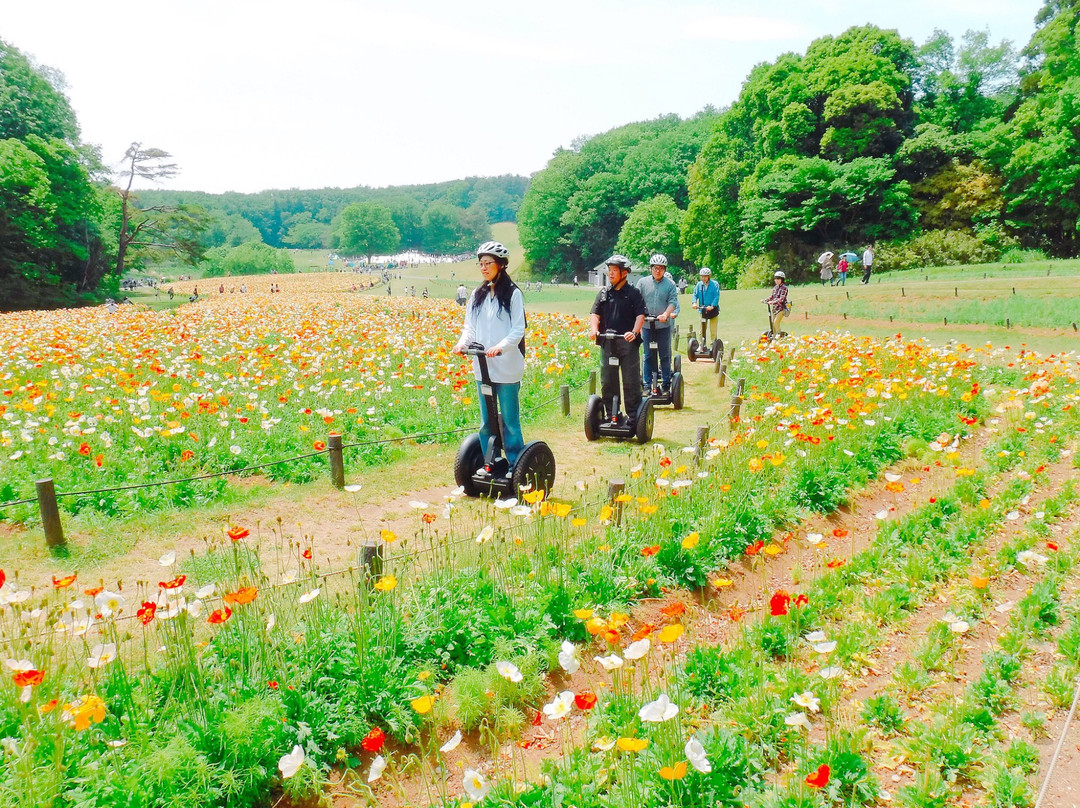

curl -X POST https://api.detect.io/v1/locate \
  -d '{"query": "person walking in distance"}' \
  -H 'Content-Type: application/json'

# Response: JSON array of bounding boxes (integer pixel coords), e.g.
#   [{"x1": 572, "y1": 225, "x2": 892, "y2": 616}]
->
[
  {"x1": 636, "y1": 253, "x2": 679, "y2": 394},
  {"x1": 589, "y1": 255, "x2": 646, "y2": 425},
  {"x1": 861, "y1": 245, "x2": 874, "y2": 285},
  {"x1": 691, "y1": 267, "x2": 720, "y2": 342}
]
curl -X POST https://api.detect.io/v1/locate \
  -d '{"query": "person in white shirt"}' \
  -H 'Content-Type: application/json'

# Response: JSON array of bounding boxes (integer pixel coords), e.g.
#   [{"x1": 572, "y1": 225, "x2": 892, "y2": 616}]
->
[
  {"x1": 452, "y1": 241, "x2": 527, "y2": 467},
  {"x1": 861, "y1": 245, "x2": 874, "y2": 284}
]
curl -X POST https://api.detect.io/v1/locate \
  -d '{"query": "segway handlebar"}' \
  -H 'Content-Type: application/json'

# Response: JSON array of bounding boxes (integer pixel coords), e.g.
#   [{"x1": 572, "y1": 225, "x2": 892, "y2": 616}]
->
[{"x1": 462, "y1": 341, "x2": 489, "y2": 357}]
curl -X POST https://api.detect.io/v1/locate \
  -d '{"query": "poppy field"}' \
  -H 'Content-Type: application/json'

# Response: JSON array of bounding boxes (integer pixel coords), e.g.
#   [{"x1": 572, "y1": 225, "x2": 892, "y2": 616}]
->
[
  {"x1": 0, "y1": 284, "x2": 591, "y2": 519},
  {"x1": 3, "y1": 289, "x2": 1080, "y2": 808}
]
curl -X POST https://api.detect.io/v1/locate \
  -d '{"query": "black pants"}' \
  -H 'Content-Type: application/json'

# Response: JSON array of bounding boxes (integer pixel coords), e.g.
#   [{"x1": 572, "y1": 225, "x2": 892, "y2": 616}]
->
[
  {"x1": 601, "y1": 337, "x2": 642, "y2": 417},
  {"x1": 862, "y1": 266, "x2": 872, "y2": 284}
]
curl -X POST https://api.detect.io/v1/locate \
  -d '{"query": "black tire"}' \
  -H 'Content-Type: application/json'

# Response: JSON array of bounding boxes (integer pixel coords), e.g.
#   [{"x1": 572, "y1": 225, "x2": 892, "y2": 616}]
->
[
  {"x1": 687, "y1": 338, "x2": 699, "y2": 361},
  {"x1": 635, "y1": 399, "x2": 654, "y2": 444},
  {"x1": 512, "y1": 441, "x2": 556, "y2": 496},
  {"x1": 584, "y1": 395, "x2": 603, "y2": 441},
  {"x1": 711, "y1": 338, "x2": 724, "y2": 360},
  {"x1": 671, "y1": 373, "x2": 684, "y2": 410},
  {"x1": 453, "y1": 434, "x2": 484, "y2": 497},
  {"x1": 673, "y1": 354, "x2": 682, "y2": 374}
]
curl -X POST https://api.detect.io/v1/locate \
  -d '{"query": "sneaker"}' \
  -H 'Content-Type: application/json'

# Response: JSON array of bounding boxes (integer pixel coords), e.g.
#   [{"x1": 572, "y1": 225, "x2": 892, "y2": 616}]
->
[{"x1": 504, "y1": 471, "x2": 514, "y2": 479}]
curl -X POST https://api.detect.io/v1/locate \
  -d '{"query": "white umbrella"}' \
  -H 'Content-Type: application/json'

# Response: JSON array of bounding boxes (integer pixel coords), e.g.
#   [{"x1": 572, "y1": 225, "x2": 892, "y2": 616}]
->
[{"x1": 817, "y1": 252, "x2": 834, "y2": 263}]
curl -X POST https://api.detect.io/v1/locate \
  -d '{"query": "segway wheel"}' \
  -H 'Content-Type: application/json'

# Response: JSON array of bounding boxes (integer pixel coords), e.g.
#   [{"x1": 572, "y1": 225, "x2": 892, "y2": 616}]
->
[
  {"x1": 687, "y1": 338, "x2": 699, "y2": 361},
  {"x1": 673, "y1": 354, "x2": 682, "y2": 374},
  {"x1": 512, "y1": 440, "x2": 556, "y2": 495},
  {"x1": 453, "y1": 434, "x2": 484, "y2": 497},
  {"x1": 635, "y1": 399, "x2": 654, "y2": 444},
  {"x1": 711, "y1": 338, "x2": 724, "y2": 360},
  {"x1": 671, "y1": 373, "x2": 684, "y2": 410},
  {"x1": 584, "y1": 395, "x2": 603, "y2": 441}
]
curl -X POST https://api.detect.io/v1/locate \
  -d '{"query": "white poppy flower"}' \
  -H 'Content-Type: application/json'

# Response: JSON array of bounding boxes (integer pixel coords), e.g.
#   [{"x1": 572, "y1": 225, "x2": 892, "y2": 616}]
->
[
  {"x1": 463, "y1": 769, "x2": 490, "y2": 802},
  {"x1": 509, "y1": 505, "x2": 532, "y2": 517},
  {"x1": 158, "y1": 551, "x2": 176, "y2": 567},
  {"x1": 1006, "y1": 510, "x2": 1020, "y2": 521},
  {"x1": 819, "y1": 666, "x2": 843, "y2": 680},
  {"x1": 186, "y1": 599, "x2": 204, "y2": 619},
  {"x1": 475, "y1": 525, "x2": 495, "y2": 544},
  {"x1": 594, "y1": 654, "x2": 624, "y2": 671},
  {"x1": 495, "y1": 661, "x2": 523, "y2": 683},
  {"x1": 994, "y1": 601, "x2": 1015, "y2": 614},
  {"x1": 3, "y1": 658, "x2": 33, "y2": 672},
  {"x1": 367, "y1": 754, "x2": 386, "y2": 783},
  {"x1": 440, "y1": 730, "x2": 462, "y2": 753},
  {"x1": 805, "y1": 630, "x2": 827, "y2": 643},
  {"x1": 593, "y1": 736, "x2": 616, "y2": 751},
  {"x1": 813, "y1": 641, "x2": 837, "y2": 654},
  {"x1": 685, "y1": 737, "x2": 712, "y2": 773},
  {"x1": 266, "y1": 613, "x2": 276, "y2": 633},
  {"x1": 87, "y1": 643, "x2": 117, "y2": 669},
  {"x1": 281, "y1": 570, "x2": 298, "y2": 584},
  {"x1": 1017, "y1": 550, "x2": 1047, "y2": 568},
  {"x1": 298, "y1": 588, "x2": 320, "y2": 604},
  {"x1": 558, "y1": 641, "x2": 580, "y2": 674},
  {"x1": 784, "y1": 711, "x2": 812, "y2": 730},
  {"x1": 94, "y1": 591, "x2": 126, "y2": 618},
  {"x1": 278, "y1": 745, "x2": 305, "y2": 779},
  {"x1": 791, "y1": 691, "x2": 820, "y2": 712},
  {"x1": 543, "y1": 690, "x2": 575, "y2": 721},
  {"x1": 409, "y1": 500, "x2": 429, "y2": 510},
  {"x1": 623, "y1": 638, "x2": 650, "y2": 660},
  {"x1": 195, "y1": 584, "x2": 216, "y2": 599},
  {"x1": 449, "y1": 485, "x2": 465, "y2": 497},
  {"x1": 884, "y1": 472, "x2": 901, "y2": 482},
  {"x1": 875, "y1": 509, "x2": 889, "y2": 520},
  {"x1": 494, "y1": 498, "x2": 518, "y2": 510},
  {"x1": 805, "y1": 532, "x2": 823, "y2": 543},
  {"x1": 638, "y1": 693, "x2": 679, "y2": 723}
]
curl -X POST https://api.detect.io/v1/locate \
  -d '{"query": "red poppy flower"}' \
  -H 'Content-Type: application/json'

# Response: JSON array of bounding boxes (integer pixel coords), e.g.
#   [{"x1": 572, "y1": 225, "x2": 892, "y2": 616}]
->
[
  {"x1": 268, "y1": 680, "x2": 279, "y2": 690},
  {"x1": 313, "y1": 440, "x2": 327, "y2": 451},
  {"x1": 659, "y1": 456, "x2": 672, "y2": 468},
  {"x1": 207, "y1": 606, "x2": 233, "y2": 625},
  {"x1": 159, "y1": 575, "x2": 186, "y2": 590},
  {"x1": 13, "y1": 669, "x2": 44, "y2": 688},
  {"x1": 660, "y1": 602, "x2": 686, "y2": 617},
  {"x1": 227, "y1": 526, "x2": 250, "y2": 542},
  {"x1": 1047, "y1": 541, "x2": 1059, "y2": 551},
  {"x1": 827, "y1": 559, "x2": 846, "y2": 569},
  {"x1": 78, "y1": 442, "x2": 91, "y2": 456},
  {"x1": 84, "y1": 585, "x2": 103, "y2": 597},
  {"x1": 52, "y1": 573, "x2": 77, "y2": 589},
  {"x1": 806, "y1": 764, "x2": 830, "y2": 788},
  {"x1": 180, "y1": 450, "x2": 194, "y2": 462},
  {"x1": 727, "y1": 604, "x2": 747, "y2": 622},
  {"x1": 745, "y1": 540, "x2": 764, "y2": 556},
  {"x1": 302, "y1": 548, "x2": 313, "y2": 560},
  {"x1": 794, "y1": 594, "x2": 809, "y2": 608},
  {"x1": 832, "y1": 528, "x2": 848, "y2": 538},
  {"x1": 532, "y1": 711, "x2": 543, "y2": 726},
  {"x1": 0, "y1": 569, "x2": 4, "y2": 589},
  {"x1": 641, "y1": 545, "x2": 660, "y2": 557},
  {"x1": 361, "y1": 727, "x2": 387, "y2": 752},
  {"x1": 136, "y1": 601, "x2": 157, "y2": 625},
  {"x1": 769, "y1": 591, "x2": 791, "y2": 616},
  {"x1": 94, "y1": 454, "x2": 104, "y2": 468},
  {"x1": 422, "y1": 513, "x2": 436, "y2": 524},
  {"x1": 574, "y1": 692, "x2": 598, "y2": 710},
  {"x1": 631, "y1": 623, "x2": 657, "y2": 642}
]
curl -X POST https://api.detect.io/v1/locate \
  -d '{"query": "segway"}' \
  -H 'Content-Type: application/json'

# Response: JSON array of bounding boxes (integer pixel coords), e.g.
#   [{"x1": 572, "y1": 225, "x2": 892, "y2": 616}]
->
[
  {"x1": 760, "y1": 303, "x2": 789, "y2": 342},
  {"x1": 686, "y1": 311, "x2": 723, "y2": 362},
  {"x1": 584, "y1": 331, "x2": 654, "y2": 443},
  {"x1": 454, "y1": 343, "x2": 556, "y2": 497},
  {"x1": 642, "y1": 316, "x2": 684, "y2": 410}
]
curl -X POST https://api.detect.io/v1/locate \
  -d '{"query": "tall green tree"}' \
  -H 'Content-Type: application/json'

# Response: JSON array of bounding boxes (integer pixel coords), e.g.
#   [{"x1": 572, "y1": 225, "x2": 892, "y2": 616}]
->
[
  {"x1": 334, "y1": 202, "x2": 400, "y2": 259},
  {"x1": 615, "y1": 195, "x2": 685, "y2": 270}
]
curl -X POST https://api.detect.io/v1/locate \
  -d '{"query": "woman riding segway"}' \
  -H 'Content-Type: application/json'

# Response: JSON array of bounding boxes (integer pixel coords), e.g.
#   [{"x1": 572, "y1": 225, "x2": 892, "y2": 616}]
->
[
  {"x1": 452, "y1": 241, "x2": 555, "y2": 495},
  {"x1": 761, "y1": 270, "x2": 790, "y2": 341}
]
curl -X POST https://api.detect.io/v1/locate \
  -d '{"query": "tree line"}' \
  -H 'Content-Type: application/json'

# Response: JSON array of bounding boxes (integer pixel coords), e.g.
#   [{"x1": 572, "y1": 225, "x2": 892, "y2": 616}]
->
[
  {"x1": 519, "y1": 0, "x2": 1080, "y2": 287},
  {"x1": 0, "y1": 36, "x2": 528, "y2": 310}
]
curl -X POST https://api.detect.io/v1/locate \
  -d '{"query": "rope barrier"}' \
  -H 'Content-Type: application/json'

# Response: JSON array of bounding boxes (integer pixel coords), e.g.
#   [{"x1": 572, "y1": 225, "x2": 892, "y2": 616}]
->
[{"x1": 1034, "y1": 673, "x2": 1080, "y2": 808}]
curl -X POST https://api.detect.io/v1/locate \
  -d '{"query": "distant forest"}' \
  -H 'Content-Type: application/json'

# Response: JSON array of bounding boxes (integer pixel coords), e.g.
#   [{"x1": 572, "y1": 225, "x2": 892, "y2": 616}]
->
[{"x1": 519, "y1": 0, "x2": 1080, "y2": 287}]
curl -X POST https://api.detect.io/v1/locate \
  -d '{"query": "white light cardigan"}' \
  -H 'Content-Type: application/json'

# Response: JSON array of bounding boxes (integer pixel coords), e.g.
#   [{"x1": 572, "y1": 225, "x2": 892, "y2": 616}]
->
[{"x1": 453, "y1": 286, "x2": 526, "y2": 383}]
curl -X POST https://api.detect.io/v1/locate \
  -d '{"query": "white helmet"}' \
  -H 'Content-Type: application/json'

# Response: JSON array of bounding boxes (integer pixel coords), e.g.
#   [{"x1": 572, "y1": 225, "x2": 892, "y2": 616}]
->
[
  {"x1": 605, "y1": 254, "x2": 632, "y2": 270},
  {"x1": 773, "y1": 270, "x2": 786, "y2": 279},
  {"x1": 476, "y1": 241, "x2": 510, "y2": 260},
  {"x1": 699, "y1": 267, "x2": 712, "y2": 276},
  {"x1": 649, "y1": 253, "x2": 668, "y2": 267}
]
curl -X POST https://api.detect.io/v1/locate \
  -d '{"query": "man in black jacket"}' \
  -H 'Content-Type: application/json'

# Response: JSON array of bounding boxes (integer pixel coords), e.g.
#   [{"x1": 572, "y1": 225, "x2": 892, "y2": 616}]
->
[{"x1": 589, "y1": 255, "x2": 647, "y2": 421}]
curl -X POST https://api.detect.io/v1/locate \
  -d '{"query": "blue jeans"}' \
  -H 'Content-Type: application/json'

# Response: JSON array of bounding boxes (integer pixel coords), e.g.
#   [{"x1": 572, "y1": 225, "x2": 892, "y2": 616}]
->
[
  {"x1": 476, "y1": 380, "x2": 524, "y2": 465},
  {"x1": 837, "y1": 272, "x2": 847, "y2": 286},
  {"x1": 642, "y1": 326, "x2": 672, "y2": 389}
]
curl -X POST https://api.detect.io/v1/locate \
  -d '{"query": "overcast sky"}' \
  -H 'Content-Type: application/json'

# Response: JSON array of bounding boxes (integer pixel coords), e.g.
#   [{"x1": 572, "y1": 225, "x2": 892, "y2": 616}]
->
[{"x1": 4, "y1": 0, "x2": 1042, "y2": 194}]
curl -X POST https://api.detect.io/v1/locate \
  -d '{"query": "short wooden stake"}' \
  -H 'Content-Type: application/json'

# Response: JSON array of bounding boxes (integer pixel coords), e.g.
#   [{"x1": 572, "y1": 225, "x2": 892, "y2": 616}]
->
[
  {"x1": 36, "y1": 478, "x2": 65, "y2": 550},
  {"x1": 607, "y1": 479, "x2": 626, "y2": 524},
  {"x1": 328, "y1": 434, "x2": 345, "y2": 490},
  {"x1": 718, "y1": 361, "x2": 728, "y2": 387},
  {"x1": 673, "y1": 325, "x2": 680, "y2": 351},
  {"x1": 588, "y1": 370, "x2": 597, "y2": 395},
  {"x1": 560, "y1": 384, "x2": 570, "y2": 416},
  {"x1": 359, "y1": 540, "x2": 384, "y2": 581},
  {"x1": 695, "y1": 425, "x2": 710, "y2": 463}
]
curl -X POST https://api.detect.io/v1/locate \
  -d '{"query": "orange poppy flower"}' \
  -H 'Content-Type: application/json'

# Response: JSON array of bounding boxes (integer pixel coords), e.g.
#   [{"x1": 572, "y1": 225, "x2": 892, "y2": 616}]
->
[
  {"x1": 574, "y1": 692, "x2": 597, "y2": 710},
  {"x1": 224, "y1": 586, "x2": 258, "y2": 605},
  {"x1": 227, "y1": 526, "x2": 250, "y2": 541},
  {"x1": 52, "y1": 573, "x2": 77, "y2": 589},
  {"x1": 207, "y1": 606, "x2": 233, "y2": 624},
  {"x1": 13, "y1": 669, "x2": 44, "y2": 687},
  {"x1": 660, "y1": 602, "x2": 686, "y2": 618},
  {"x1": 641, "y1": 545, "x2": 661, "y2": 557},
  {"x1": 83, "y1": 586, "x2": 104, "y2": 596},
  {"x1": 158, "y1": 575, "x2": 186, "y2": 590},
  {"x1": 832, "y1": 528, "x2": 849, "y2": 538},
  {"x1": 631, "y1": 623, "x2": 657, "y2": 642}
]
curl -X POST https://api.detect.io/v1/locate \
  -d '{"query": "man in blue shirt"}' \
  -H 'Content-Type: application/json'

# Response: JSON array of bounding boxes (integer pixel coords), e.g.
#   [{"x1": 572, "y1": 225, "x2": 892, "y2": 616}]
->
[
  {"x1": 635, "y1": 253, "x2": 679, "y2": 393},
  {"x1": 692, "y1": 267, "x2": 721, "y2": 343}
]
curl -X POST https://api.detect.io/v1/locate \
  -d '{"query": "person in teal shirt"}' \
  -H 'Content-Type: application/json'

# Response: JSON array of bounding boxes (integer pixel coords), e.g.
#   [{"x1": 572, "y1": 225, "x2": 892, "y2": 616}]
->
[
  {"x1": 635, "y1": 253, "x2": 679, "y2": 393},
  {"x1": 691, "y1": 267, "x2": 720, "y2": 342}
]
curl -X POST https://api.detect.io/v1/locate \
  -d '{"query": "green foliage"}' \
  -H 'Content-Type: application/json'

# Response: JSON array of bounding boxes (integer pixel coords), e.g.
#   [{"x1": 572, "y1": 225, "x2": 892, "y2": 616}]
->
[
  {"x1": 200, "y1": 243, "x2": 295, "y2": 277},
  {"x1": 736, "y1": 253, "x2": 780, "y2": 289},
  {"x1": 875, "y1": 228, "x2": 1000, "y2": 272},
  {"x1": 615, "y1": 194, "x2": 685, "y2": 270},
  {"x1": 333, "y1": 202, "x2": 400, "y2": 258},
  {"x1": 862, "y1": 694, "x2": 906, "y2": 734}
]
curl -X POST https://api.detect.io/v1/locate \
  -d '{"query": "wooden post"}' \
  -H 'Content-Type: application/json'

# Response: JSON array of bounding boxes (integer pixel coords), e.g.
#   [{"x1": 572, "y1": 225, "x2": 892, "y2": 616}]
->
[
  {"x1": 718, "y1": 361, "x2": 728, "y2": 387},
  {"x1": 695, "y1": 426, "x2": 709, "y2": 463},
  {"x1": 728, "y1": 346, "x2": 737, "y2": 361},
  {"x1": 1007, "y1": 318, "x2": 1011, "y2": 329},
  {"x1": 954, "y1": 287, "x2": 958, "y2": 297},
  {"x1": 588, "y1": 370, "x2": 597, "y2": 396},
  {"x1": 1012, "y1": 287, "x2": 1016, "y2": 295},
  {"x1": 728, "y1": 393, "x2": 743, "y2": 425},
  {"x1": 944, "y1": 317, "x2": 948, "y2": 326},
  {"x1": 607, "y1": 479, "x2": 625, "y2": 525},
  {"x1": 36, "y1": 479, "x2": 65, "y2": 550},
  {"x1": 901, "y1": 287, "x2": 905, "y2": 297},
  {"x1": 846, "y1": 291, "x2": 850, "y2": 300},
  {"x1": 358, "y1": 540, "x2": 384, "y2": 581},
  {"x1": 560, "y1": 384, "x2": 570, "y2": 416},
  {"x1": 713, "y1": 354, "x2": 723, "y2": 374},
  {"x1": 328, "y1": 434, "x2": 345, "y2": 490},
  {"x1": 673, "y1": 325, "x2": 680, "y2": 351}
]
